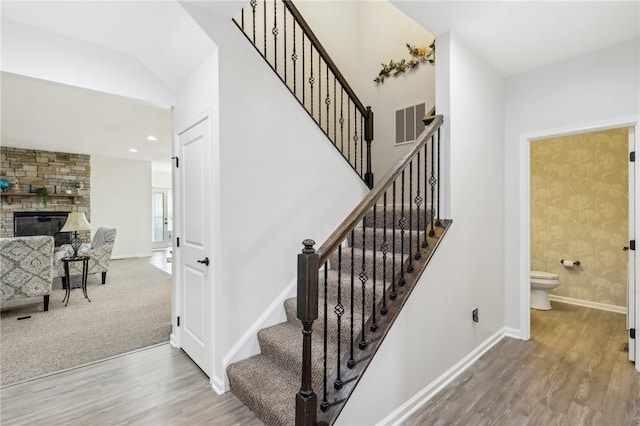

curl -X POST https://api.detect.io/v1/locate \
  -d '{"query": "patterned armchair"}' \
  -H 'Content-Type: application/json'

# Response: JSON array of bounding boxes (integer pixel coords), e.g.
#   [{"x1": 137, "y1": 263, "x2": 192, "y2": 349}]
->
[
  {"x1": 0, "y1": 236, "x2": 55, "y2": 311},
  {"x1": 54, "y1": 227, "x2": 117, "y2": 286}
]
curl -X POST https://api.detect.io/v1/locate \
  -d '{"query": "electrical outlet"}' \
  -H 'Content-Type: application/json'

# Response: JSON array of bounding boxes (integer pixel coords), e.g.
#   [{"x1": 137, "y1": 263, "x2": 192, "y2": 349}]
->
[{"x1": 472, "y1": 308, "x2": 479, "y2": 323}]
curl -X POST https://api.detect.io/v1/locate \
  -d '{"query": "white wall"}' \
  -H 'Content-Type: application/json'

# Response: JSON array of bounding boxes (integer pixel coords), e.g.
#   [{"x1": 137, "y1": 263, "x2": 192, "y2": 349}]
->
[
  {"x1": 504, "y1": 38, "x2": 640, "y2": 332},
  {"x1": 355, "y1": 1, "x2": 436, "y2": 182},
  {"x1": 1, "y1": 18, "x2": 174, "y2": 107},
  {"x1": 297, "y1": 1, "x2": 437, "y2": 182},
  {"x1": 152, "y1": 170, "x2": 172, "y2": 189},
  {"x1": 337, "y1": 32, "x2": 506, "y2": 425},
  {"x1": 179, "y1": 3, "x2": 369, "y2": 388},
  {"x1": 91, "y1": 155, "x2": 152, "y2": 259}
]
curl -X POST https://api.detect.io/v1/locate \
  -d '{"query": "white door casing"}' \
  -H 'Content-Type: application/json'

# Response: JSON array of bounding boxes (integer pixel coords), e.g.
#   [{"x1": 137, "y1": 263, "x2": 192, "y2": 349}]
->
[
  {"x1": 520, "y1": 117, "x2": 640, "y2": 352},
  {"x1": 629, "y1": 126, "x2": 637, "y2": 362},
  {"x1": 178, "y1": 116, "x2": 212, "y2": 377}
]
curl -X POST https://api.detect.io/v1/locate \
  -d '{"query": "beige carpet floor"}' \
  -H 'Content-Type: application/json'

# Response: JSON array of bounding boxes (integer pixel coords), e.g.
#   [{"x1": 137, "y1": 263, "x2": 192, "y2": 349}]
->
[{"x1": 0, "y1": 257, "x2": 172, "y2": 386}]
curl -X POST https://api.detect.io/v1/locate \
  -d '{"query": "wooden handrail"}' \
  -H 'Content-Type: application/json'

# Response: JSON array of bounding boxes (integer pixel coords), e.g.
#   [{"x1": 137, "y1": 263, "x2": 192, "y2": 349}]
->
[
  {"x1": 316, "y1": 115, "x2": 443, "y2": 264},
  {"x1": 282, "y1": 0, "x2": 369, "y2": 118}
]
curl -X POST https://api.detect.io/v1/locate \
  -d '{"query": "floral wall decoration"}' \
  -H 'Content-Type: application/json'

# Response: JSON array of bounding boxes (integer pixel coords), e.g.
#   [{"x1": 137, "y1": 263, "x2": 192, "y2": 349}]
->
[{"x1": 374, "y1": 41, "x2": 435, "y2": 84}]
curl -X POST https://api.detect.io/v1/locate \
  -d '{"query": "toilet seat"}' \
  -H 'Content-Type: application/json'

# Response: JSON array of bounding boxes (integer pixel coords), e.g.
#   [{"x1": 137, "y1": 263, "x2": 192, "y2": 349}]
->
[{"x1": 530, "y1": 270, "x2": 559, "y2": 280}]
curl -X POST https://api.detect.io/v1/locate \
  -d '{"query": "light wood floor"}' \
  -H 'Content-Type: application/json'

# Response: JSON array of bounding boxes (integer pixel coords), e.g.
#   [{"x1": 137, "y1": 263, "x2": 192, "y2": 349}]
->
[
  {"x1": 404, "y1": 302, "x2": 640, "y2": 425},
  {"x1": 2, "y1": 302, "x2": 639, "y2": 425},
  {"x1": 0, "y1": 344, "x2": 263, "y2": 426}
]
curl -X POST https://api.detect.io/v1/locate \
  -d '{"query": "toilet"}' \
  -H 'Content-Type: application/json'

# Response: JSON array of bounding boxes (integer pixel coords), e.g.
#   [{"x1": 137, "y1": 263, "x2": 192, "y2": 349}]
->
[{"x1": 530, "y1": 270, "x2": 560, "y2": 310}]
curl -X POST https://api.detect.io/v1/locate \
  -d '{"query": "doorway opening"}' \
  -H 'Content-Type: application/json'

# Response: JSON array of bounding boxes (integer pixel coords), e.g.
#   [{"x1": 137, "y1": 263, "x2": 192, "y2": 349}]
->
[{"x1": 521, "y1": 120, "x2": 639, "y2": 371}]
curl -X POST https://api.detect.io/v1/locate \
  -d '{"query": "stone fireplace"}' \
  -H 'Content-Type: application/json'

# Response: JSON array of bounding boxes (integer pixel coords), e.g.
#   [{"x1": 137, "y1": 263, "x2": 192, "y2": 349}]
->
[{"x1": 0, "y1": 147, "x2": 90, "y2": 238}]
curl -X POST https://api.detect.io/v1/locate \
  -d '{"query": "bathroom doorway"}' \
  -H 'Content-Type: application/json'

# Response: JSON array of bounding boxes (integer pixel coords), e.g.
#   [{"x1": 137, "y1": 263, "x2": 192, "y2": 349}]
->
[{"x1": 522, "y1": 121, "x2": 639, "y2": 368}]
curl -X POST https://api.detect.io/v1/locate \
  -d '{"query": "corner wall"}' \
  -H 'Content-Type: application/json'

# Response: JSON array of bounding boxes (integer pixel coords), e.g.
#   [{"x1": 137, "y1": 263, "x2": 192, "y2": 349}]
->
[
  {"x1": 91, "y1": 155, "x2": 152, "y2": 259},
  {"x1": 336, "y1": 32, "x2": 506, "y2": 425}
]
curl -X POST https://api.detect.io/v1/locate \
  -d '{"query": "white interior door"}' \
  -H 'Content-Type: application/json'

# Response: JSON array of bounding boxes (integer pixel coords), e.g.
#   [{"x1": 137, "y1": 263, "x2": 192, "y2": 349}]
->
[
  {"x1": 178, "y1": 116, "x2": 212, "y2": 376},
  {"x1": 629, "y1": 127, "x2": 637, "y2": 362}
]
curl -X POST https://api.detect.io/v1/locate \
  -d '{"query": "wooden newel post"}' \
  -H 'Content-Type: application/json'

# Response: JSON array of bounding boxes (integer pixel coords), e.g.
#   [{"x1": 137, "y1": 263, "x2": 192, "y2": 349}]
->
[
  {"x1": 296, "y1": 239, "x2": 319, "y2": 426},
  {"x1": 364, "y1": 106, "x2": 374, "y2": 189}
]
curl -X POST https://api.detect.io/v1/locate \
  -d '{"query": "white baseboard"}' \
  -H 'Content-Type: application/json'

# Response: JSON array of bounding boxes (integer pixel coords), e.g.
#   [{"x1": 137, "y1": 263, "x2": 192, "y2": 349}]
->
[
  {"x1": 210, "y1": 375, "x2": 225, "y2": 395},
  {"x1": 378, "y1": 328, "x2": 508, "y2": 426},
  {"x1": 169, "y1": 333, "x2": 179, "y2": 348},
  {"x1": 549, "y1": 294, "x2": 627, "y2": 314},
  {"x1": 503, "y1": 327, "x2": 522, "y2": 339},
  {"x1": 111, "y1": 253, "x2": 151, "y2": 260}
]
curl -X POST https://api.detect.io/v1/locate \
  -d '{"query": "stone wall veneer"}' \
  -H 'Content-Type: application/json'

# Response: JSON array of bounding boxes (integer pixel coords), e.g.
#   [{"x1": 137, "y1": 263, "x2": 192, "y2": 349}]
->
[{"x1": 0, "y1": 147, "x2": 91, "y2": 237}]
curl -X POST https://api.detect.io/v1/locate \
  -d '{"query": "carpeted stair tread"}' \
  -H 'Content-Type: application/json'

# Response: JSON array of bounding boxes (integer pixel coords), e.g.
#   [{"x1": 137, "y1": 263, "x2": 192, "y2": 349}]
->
[
  {"x1": 329, "y1": 246, "x2": 410, "y2": 282},
  {"x1": 363, "y1": 205, "x2": 433, "y2": 230},
  {"x1": 258, "y1": 321, "x2": 341, "y2": 392},
  {"x1": 350, "y1": 226, "x2": 421, "y2": 253},
  {"x1": 227, "y1": 354, "x2": 298, "y2": 426}
]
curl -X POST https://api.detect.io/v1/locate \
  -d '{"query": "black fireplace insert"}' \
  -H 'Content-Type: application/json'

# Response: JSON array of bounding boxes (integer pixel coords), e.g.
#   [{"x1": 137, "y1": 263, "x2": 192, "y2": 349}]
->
[{"x1": 14, "y1": 212, "x2": 71, "y2": 247}]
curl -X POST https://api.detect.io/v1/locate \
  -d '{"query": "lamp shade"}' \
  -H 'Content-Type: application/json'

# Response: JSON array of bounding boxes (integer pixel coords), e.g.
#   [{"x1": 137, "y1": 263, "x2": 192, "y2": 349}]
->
[{"x1": 60, "y1": 212, "x2": 91, "y2": 232}]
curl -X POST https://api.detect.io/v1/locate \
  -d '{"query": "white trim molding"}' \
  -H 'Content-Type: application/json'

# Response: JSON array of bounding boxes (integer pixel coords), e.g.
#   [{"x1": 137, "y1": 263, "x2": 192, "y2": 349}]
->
[{"x1": 548, "y1": 294, "x2": 627, "y2": 314}]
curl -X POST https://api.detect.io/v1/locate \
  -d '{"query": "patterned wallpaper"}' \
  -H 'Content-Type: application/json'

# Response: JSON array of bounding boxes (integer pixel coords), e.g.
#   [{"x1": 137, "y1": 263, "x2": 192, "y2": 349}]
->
[{"x1": 530, "y1": 127, "x2": 629, "y2": 307}]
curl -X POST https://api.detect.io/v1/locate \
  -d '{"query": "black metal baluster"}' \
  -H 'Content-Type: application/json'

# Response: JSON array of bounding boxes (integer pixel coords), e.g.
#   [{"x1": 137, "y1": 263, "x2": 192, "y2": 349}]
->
[
  {"x1": 325, "y1": 65, "x2": 330, "y2": 135},
  {"x1": 292, "y1": 22, "x2": 297, "y2": 95},
  {"x1": 318, "y1": 54, "x2": 322, "y2": 127},
  {"x1": 334, "y1": 245, "x2": 343, "y2": 389},
  {"x1": 407, "y1": 160, "x2": 414, "y2": 273},
  {"x1": 359, "y1": 218, "x2": 368, "y2": 350},
  {"x1": 340, "y1": 89, "x2": 344, "y2": 153},
  {"x1": 423, "y1": 144, "x2": 429, "y2": 248},
  {"x1": 320, "y1": 260, "x2": 329, "y2": 411},
  {"x1": 250, "y1": 0, "x2": 257, "y2": 44},
  {"x1": 283, "y1": 7, "x2": 287, "y2": 84},
  {"x1": 272, "y1": 0, "x2": 278, "y2": 72},
  {"x1": 390, "y1": 180, "x2": 397, "y2": 301},
  {"x1": 436, "y1": 128, "x2": 442, "y2": 227},
  {"x1": 429, "y1": 133, "x2": 436, "y2": 237},
  {"x1": 241, "y1": 6, "x2": 244, "y2": 31},
  {"x1": 348, "y1": 230, "x2": 355, "y2": 368},
  {"x1": 381, "y1": 191, "x2": 389, "y2": 314},
  {"x1": 310, "y1": 45, "x2": 314, "y2": 114},
  {"x1": 370, "y1": 205, "x2": 378, "y2": 332},
  {"x1": 347, "y1": 102, "x2": 351, "y2": 162},
  {"x1": 353, "y1": 108, "x2": 358, "y2": 174},
  {"x1": 333, "y1": 75, "x2": 338, "y2": 146},
  {"x1": 360, "y1": 117, "x2": 364, "y2": 178},
  {"x1": 399, "y1": 170, "x2": 406, "y2": 286},
  {"x1": 302, "y1": 34, "x2": 305, "y2": 106},
  {"x1": 415, "y1": 151, "x2": 423, "y2": 258}
]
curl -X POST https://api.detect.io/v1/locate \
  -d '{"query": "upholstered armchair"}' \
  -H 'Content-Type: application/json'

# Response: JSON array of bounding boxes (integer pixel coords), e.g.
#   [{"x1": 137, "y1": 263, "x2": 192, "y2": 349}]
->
[
  {"x1": 0, "y1": 235, "x2": 55, "y2": 311},
  {"x1": 54, "y1": 227, "x2": 117, "y2": 286}
]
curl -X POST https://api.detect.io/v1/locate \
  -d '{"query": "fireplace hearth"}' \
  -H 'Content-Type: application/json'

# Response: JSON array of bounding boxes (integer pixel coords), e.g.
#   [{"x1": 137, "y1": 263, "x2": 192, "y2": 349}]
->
[{"x1": 14, "y1": 212, "x2": 71, "y2": 247}]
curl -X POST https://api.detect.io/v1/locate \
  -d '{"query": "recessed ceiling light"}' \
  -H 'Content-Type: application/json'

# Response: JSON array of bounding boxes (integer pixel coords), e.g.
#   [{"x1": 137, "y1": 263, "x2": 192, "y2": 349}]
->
[
  {"x1": 129, "y1": 148, "x2": 138, "y2": 153},
  {"x1": 146, "y1": 135, "x2": 158, "y2": 141}
]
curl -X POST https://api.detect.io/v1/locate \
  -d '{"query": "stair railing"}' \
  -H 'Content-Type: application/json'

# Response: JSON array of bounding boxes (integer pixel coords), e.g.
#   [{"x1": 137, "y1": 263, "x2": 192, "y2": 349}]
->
[
  {"x1": 233, "y1": 0, "x2": 374, "y2": 188},
  {"x1": 296, "y1": 113, "x2": 450, "y2": 425}
]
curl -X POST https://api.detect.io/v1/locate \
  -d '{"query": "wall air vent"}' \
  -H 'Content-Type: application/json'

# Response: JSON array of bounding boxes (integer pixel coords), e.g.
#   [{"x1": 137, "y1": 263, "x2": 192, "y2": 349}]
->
[{"x1": 396, "y1": 102, "x2": 426, "y2": 145}]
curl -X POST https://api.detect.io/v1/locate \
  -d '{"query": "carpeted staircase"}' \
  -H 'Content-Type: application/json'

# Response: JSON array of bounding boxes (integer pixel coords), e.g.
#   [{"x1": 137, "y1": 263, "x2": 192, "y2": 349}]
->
[{"x1": 227, "y1": 206, "x2": 433, "y2": 425}]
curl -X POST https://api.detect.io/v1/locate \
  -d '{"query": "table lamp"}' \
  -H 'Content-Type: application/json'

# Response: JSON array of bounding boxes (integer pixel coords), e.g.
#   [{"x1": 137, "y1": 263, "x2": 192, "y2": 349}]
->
[{"x1": 60, "y1": 212, "x2": 92, "y2": 258}]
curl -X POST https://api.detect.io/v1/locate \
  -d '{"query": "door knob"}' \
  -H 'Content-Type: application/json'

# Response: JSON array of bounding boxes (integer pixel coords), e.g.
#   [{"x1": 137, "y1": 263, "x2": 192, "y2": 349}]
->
[
  {"x1": 624, "y1": 247, "x2": 630, "y2": 251},
  {"x1": 197, "y1": 257, "x2": 210, "y2": 266}
]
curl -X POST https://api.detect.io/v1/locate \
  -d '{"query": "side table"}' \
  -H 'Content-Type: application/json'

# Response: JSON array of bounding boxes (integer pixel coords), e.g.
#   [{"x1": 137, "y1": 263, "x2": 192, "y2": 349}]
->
[{"x1": 61, "y1": 256, "x2": 91, "y2": 306}]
